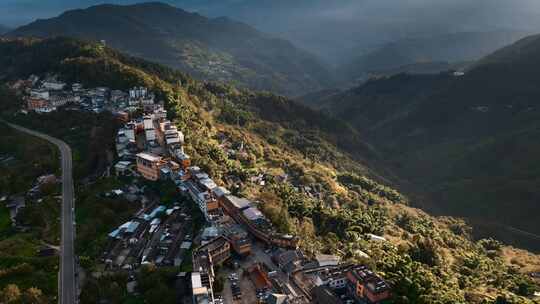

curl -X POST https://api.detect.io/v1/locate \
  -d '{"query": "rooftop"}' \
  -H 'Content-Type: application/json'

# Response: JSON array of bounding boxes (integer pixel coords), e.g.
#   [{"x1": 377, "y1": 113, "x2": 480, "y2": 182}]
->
[
  {"x1": 243, "y1": 207, "x2": 264, "y2": 221},
  {"x1": 225, "y1": 195, "x2": 252, "y2": 210},
  {"x1": 136, "y1": 152, "x2": 162, "y2": 162}
]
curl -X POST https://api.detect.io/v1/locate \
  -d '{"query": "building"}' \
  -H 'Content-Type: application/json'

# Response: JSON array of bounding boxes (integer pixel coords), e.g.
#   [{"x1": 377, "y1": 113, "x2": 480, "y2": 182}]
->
[
  {"x1": 219, "y1": 194, "x2": 298, "y2": 249},
  {"x1": 136, "y1": 152, "x2": 165, "y2": 181},
  {"x1": 27, "y1": 98, "x2": 49, "y2": 111},
  {"x1": 42, "y1": 79, "x2": 66, "y2": 90},
  {"x1": 191, "y1": 272, "x2": 212, "y2": 304},
  {"x1": 346, "y1": 265, "x2": 391, "y2": 304},
  {"x1": 50, "y1": 92, "x2": 79, "y2": 107},
  {"x1": 115, "y1": 161, "x2": 133, "y2": 176},
  {"x1": 30, "y1": 89, "x2": 50, "y2": 100},
  {"x1": 173, "y1": 150, "x2": 191, "y2": 169},
  {"x1": 221, "y1": 223, "x2": 251, "y2": 256},
  {"x1": 316, "y1": 254, "x2": 341, "y2": 267},
  {"x1": 192, "y1": 236, "x2": 232, "y2": 303}
]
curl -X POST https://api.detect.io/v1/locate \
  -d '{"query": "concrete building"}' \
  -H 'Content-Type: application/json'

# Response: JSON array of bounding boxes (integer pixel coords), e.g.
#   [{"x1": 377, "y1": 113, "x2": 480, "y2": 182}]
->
[{"x1": 136, "y1": 152, "x2": 165, "y2": 181}]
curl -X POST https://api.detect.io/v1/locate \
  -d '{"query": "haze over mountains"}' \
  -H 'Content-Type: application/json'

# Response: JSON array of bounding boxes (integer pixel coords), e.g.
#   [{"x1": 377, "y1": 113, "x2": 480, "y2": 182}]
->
[
  {"x1": 3, "y1": 0, "x2": 540, "y2": 66},
  {"x1": 7, "y1": 2, "x2": 333, "y2": 96},
  {"x1": 303, "y1": 34, "x2": 540, "y2": 250},
  {"x1": 337, "y1": 31, "x2": 531, "y2": 82}
]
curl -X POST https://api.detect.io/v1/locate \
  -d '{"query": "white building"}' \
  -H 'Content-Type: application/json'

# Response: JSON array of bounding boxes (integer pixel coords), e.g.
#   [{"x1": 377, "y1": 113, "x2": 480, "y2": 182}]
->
[
  {"x1": 30, "y1": 89, "x2": 50, "y2": 100},
  {"x1": 42, "y1": 80, "x2": 66, "y2": 91}
]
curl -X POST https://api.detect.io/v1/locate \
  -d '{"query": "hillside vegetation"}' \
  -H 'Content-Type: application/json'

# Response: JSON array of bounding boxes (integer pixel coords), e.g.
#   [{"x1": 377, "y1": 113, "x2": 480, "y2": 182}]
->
[
  {"x1": 0, "y1": 122, "x2": 61, "y2": 303},
  {"x1": 0, "y1": 37, "x2": 538, "y2": 303},
  {"x1": 6, "y1": 2, "x2": 333, "y2": 96},
  {"x1": 305, "y1": 33, "x2": 540, "y2": 252}
]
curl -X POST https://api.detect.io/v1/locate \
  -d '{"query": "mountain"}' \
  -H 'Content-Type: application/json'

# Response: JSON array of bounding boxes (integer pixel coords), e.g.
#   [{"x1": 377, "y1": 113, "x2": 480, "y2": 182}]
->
[
  {"x1": 6, "y1": 1, "x2": 540, "y2": 66},
  {"x1": 338, "y1": 31, "x2": 530, "y2": 83},
  {"x1": 1, "y1": 36, "x2": 539, "y2": 304},
  {"x1": 305, "y1": 34, "x2": 540, "y2": 251},
  {"x1": 7, "y1": 2, "x2": 333, "y2": 96}
]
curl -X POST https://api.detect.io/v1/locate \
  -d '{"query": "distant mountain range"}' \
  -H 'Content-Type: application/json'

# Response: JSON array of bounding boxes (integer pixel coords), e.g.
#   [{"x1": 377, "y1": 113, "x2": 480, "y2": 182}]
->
[
  {"x1": 303, "y1": 34, "x2": 540, "y2": 251},
  {"x1": 337, "y1": 31, "x2": 530, "y2": 83},
  {"x1": 6, "y1": 2, "x2": 333, "y2": 96}
]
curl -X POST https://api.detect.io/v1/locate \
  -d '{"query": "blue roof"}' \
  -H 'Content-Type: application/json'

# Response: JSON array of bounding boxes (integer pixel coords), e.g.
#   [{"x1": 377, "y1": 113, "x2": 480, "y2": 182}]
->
[{"x1": 142, "y1": 205, "x2": 166, "y2": 221}]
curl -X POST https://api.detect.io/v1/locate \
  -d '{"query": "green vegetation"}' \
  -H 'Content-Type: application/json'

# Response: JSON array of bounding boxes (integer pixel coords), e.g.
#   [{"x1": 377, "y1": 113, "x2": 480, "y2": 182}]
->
[
  {"x1": 0, "y1": 123, "x2": 61, "y2": 303},
  {"x1": 75, "y1": 177, "x2": 139, "y2": 261},
  {"x1": 306, "y1": 38, "x2": 540, "y2": 251},
  {"x1": 0, "y1": 37, "x2": 538, "y2": 303}
]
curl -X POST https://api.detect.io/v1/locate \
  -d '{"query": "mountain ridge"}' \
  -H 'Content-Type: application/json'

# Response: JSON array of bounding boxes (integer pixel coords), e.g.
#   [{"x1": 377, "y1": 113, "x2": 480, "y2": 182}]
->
[
  {"x1": 338, "y1": 31, "x2": 530, "y2": 82},
  {"x1": 7, "y1": 2, "x2": 333, "y2": 96},
  {"x1": 302, "y1": 33, "x2": 540, "y2": 251}
]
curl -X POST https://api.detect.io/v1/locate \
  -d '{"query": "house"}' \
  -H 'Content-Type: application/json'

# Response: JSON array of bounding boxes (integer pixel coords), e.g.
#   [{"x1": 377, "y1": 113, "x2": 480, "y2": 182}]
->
[
  {"x1": 50, "y1": 92, "x2": 79, "y2": 107},
  {"x1": 221, "y1": 223, "x2": 251, "y2": 256},
  {"x1": 136, "y1": 152, "x2": 166, "y2": 181},
  {"x1": 316, "y1": 254, "x2": 341, "y2": 267},
  {"x1": 267, "y1": 294, "x2": 288, "y2": 304},
  {"x1": 172, "y1": 150, "x2": 191, "y2": 169},
  {"x1": 27, "y1": 98, "x2": 49, "y2": 111},
  {"x1": 30, "y1": 88, "x2": 50, "y2": 100},
  {"x1": 42, "y1": 79, "x2": 66, "y2": 90},
  {"x1": 115, "y1": 161, "x2": 133, "y2": 176},
  {"x1": 346, "y1": 265, "x2": 391, "y2": 304}
]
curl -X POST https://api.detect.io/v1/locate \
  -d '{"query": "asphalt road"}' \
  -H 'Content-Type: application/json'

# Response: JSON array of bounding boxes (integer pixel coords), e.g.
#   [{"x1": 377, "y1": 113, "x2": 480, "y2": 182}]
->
[{"x1": 4, "y1": 121, "x2": 77, "y2": 304}]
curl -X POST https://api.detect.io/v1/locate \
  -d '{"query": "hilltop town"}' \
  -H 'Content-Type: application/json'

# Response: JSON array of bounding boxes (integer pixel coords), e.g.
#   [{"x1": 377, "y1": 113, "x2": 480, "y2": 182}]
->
[
  {"x1": 6, "y1": 75, "x2": 393, "y2": 304},
  {"x1": 2, "y1": 37, "x2": 539, "y2": 304}
]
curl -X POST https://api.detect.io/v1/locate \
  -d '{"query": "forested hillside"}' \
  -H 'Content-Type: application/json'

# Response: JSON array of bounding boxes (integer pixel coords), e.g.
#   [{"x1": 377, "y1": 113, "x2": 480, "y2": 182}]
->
[
  {"x1": 0, "y1": 37, "x2": 538, "y2": 303},
  {"x1": 7, "y1": 2, "x2": 333, "y2": 96},
  {"x1": 305, "y1": 33, "x2": 540, "y2": 252}
]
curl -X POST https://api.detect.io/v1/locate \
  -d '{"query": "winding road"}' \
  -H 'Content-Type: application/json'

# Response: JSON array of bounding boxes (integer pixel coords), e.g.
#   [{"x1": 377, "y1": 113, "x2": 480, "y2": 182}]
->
[{"x1": 3, "y1": 121, "x2": 77, "y2": 304}]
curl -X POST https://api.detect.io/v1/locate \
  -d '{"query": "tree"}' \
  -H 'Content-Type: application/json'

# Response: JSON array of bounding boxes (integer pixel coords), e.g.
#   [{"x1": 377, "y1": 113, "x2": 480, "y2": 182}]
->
[
  {"x1": 1, "y1": 284, "x2": 21, "y2": 303},
  {"x1": 22, "y1": 287, "x2": 46, "y2": 304}
]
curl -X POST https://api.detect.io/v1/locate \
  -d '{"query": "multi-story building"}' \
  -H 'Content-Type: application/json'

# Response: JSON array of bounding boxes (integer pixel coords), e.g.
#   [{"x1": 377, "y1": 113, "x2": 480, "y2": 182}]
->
[
  {"x1": 192, "y1": 236, "x2": 232, "y2": 303},
  {"x1": 221, "y1": 223, "x2": 251, "y2": 256},
  {"x1": 219, "y1": 194, "x2": 298, "y2": 249},
  {"x1": 346, "y1": 265, "x2": 391, "y2": 304},
  {"x1": 136, "y1": 152, "x2": 166, "y2": 181}
]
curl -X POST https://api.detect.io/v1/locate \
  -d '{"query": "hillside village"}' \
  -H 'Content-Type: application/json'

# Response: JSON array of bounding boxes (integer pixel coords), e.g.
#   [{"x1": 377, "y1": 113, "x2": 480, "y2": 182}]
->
[
  {"x1": 6, "y1": 77, "x2": 394, "y2": 304},
  {"x1": 2, "y1": 36, "x2": 539, "y2": 304}
]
